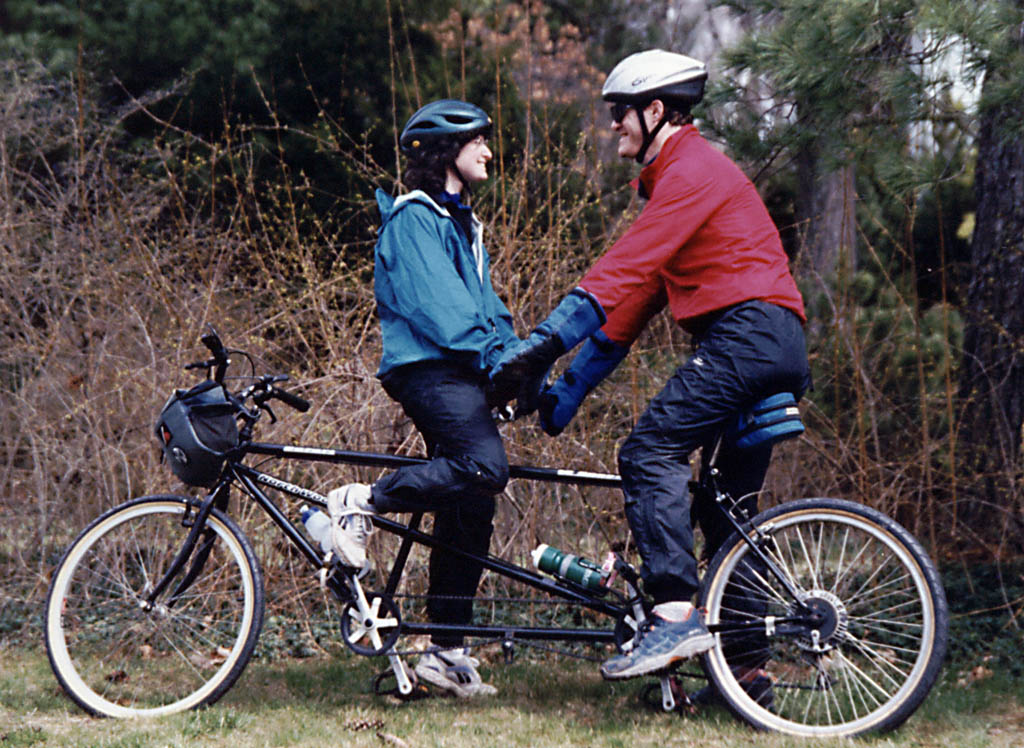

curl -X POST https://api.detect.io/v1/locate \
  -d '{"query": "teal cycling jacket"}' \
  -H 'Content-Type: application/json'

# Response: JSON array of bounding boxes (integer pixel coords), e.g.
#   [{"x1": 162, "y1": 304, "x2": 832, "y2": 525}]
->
[{"x1": 374, "y1": 188, "x2": 519, "y2": 378}]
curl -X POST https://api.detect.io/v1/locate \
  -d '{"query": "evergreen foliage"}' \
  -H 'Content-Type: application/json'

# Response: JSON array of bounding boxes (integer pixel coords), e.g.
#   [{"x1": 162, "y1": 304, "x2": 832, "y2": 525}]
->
[{"x1": 703, "y1": 0, "x2": 1022, "y2": 549}]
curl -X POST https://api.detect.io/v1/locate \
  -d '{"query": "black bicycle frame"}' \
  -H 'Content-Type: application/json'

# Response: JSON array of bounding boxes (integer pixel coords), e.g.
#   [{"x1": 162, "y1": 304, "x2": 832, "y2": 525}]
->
[
  {"x1": 692, "y1": 438, "x2": 820, "y2": 626},
  {"x1": 152, "y1": 436, "x2": 818, "y2": 646},
  {"x1": 229, "y1": 441, "x2": 634, "y2": 645}
]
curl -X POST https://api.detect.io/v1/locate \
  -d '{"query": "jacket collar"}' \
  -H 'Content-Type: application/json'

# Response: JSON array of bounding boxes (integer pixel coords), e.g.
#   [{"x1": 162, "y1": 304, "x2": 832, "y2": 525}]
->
[
  {"x1": 377, "y1": 188, "x2": 481, "y2": 231},
  {"x1": 634, "y1": 124, "x2": 698, "y2": 199},
  {"x1": 375, "y1": 188, "x2": 486, "y2": 282}
]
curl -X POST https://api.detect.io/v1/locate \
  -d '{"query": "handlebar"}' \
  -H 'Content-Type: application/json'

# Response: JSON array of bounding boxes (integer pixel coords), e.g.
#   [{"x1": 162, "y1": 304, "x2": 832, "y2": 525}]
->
[
  {"x1": 201, "y1": 325, "x2": 230, "y2": 383},
  {"x1": 270, "y1": 385, "x2": 310, "y2": 413},
  {"x1": 183, "y1": 326, "x2": 311, "y2": 421}
]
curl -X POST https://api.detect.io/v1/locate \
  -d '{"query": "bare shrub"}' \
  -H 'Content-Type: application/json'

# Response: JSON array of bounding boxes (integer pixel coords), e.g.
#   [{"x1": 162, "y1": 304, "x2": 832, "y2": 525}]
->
[{"x1": 2, "y1": 39, "x2": 1014, "y2": 649}]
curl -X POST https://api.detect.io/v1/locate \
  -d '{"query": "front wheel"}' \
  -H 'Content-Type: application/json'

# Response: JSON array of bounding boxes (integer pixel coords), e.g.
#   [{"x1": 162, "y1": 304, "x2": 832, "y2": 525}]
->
[
  {"x1": 45, "y1": 495, "x2": 264, "y2": 718},
  {"x1": 699, "y1": 498, "x2": 948, "y2": 738}
]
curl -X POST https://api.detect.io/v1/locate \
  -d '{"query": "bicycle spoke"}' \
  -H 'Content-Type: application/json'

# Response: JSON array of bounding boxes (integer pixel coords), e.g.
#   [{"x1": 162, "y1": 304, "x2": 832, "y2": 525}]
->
[
  {"x1": 702, "y1": 500, "x2": 946, "y2": 737},
  {"x1": 47, "y1": 499, "x2": 261, "y2": 717}
]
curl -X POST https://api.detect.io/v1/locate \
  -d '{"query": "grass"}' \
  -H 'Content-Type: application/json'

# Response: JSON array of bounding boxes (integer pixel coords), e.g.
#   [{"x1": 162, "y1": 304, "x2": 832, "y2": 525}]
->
[{"x1": 3, "y1": 643, "x2": 1024, "y2": 748}]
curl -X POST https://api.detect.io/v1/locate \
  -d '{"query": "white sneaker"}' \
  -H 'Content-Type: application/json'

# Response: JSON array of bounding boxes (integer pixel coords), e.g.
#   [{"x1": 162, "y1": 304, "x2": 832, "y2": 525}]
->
[
  {"x1": 414, "y1": 648, "x2": 497, "y2": 698},
  {"x1": 326, "y1": 483, "x2": 374, "y2": 568}
]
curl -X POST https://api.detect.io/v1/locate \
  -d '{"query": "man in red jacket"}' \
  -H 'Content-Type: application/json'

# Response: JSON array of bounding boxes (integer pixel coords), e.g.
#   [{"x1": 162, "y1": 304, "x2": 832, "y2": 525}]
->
[{"x1": 490, "y1": 49, "x2": 810, "y2": 681}]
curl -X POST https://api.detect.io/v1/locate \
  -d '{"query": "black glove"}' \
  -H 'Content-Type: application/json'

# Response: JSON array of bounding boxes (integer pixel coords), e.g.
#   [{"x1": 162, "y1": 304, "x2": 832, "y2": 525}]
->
[{"x1": 489, "y1": 289, "x2": 605, "y2": 405}]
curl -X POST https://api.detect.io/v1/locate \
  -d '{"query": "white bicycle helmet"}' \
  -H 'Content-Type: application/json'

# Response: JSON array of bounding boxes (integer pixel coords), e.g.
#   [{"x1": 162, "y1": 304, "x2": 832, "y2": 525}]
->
[{"x1": 602, "y1": 49, "x2": 707, "y2": 162}]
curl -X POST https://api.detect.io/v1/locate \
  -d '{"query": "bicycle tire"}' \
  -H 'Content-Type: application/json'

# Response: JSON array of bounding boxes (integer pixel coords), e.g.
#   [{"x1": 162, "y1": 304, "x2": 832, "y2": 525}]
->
[
  {"x1": 45, "y1": 495, "x2": 264, "y2": 718},
  {"x1": 699, "y1": 497, "x2": 947, "y2": 737}
]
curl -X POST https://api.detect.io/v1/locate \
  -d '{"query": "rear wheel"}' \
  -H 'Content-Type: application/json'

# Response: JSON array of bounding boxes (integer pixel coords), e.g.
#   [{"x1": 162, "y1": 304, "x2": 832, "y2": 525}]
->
[
  {"x1": 699, "y1": 498, "x2": 947, "y2": 737},
  {"x1": 45, "y1": 495, "x2": 264, "y2": 717}
]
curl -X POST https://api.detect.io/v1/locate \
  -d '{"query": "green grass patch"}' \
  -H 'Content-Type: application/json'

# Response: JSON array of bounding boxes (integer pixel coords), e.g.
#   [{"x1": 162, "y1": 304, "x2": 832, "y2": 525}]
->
[
  {"x1": 2, "y1": 645, "x2": 1022, "y2": 748},
  {"x1": 3, "y1": 561, "x2": 1022, "y2": 745},
  {"x1": 0, "y1": 726, "x2": 47, "y2": 747}
]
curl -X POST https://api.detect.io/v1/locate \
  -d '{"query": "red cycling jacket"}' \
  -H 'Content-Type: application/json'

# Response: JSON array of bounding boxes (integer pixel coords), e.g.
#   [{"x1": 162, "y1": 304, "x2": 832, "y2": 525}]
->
[{"x1": 580, "y1": 125, "x2": 806, "y2": 345}]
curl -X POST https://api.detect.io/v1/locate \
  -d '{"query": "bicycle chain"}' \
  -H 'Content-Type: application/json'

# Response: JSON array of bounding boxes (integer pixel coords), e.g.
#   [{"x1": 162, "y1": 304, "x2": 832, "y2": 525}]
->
[
  {"x1": 390, "y1": 591, "x2": 600, "y2": 605},
  {"x1": 366, "y1": 591, "x2": 617, "y2": 662}
]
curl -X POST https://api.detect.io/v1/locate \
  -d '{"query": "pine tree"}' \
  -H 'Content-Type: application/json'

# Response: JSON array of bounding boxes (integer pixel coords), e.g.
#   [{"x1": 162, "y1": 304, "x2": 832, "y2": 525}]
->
[{"x1": 958, "y1": 0, "x2": 1024, "y2": 530}]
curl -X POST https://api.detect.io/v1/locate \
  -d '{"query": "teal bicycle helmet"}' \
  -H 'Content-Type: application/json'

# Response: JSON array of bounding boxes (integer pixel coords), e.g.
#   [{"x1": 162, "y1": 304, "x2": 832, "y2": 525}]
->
[{"x1": 400, "y1": 99, "x2": 492, "y2": 154}]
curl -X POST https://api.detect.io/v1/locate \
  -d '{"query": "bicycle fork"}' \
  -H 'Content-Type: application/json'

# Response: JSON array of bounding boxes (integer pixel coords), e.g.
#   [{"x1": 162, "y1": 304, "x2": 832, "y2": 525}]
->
[{"x1": 143, "y1": 492, "x2": 222, "y2": 610}]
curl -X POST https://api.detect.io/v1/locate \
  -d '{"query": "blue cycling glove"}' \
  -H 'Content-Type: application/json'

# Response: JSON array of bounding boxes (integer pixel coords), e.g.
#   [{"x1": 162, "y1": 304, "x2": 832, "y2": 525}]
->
[
  {"x1": 489, "y1": 289, "x2": 606, "y2": 412},
  {"x1": 538, "y1": 331, "x2": 629, "y2": 435}
]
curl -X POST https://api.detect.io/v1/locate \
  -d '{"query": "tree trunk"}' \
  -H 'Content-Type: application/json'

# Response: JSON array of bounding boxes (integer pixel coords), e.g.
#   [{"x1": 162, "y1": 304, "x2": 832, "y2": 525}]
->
[
  {"x1": 958, "y1": 23, "x2": 1024, "y2": 537},
  {"x1": 796, "y1": 141, "x2": 857, "y2": 280}
]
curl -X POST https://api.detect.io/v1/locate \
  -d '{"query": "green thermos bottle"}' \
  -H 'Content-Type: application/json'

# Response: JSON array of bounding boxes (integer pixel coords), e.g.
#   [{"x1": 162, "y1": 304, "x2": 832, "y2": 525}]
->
[{"x1": 531, "y1": 544, "x2": 609, "y2": 591}]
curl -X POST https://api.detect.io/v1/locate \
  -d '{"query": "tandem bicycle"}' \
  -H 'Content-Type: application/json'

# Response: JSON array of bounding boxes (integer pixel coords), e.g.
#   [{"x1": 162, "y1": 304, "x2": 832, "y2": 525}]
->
[{"x1": 44, "y1": 328, "x2": 948, "y2": 737}]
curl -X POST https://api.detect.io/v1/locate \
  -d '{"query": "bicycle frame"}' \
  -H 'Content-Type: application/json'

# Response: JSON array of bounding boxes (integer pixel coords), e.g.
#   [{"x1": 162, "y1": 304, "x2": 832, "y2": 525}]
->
[
  {"x1": 146, "y1": 326, "x2": 819, "y2": 653},
  {"x1": 225, "y1": 440, "x2": 640, "y2": 647},
  {"x1": 690, "y1": 437, "x2": 821, "y2": 631},
  {"x1": 150, "y1": 433, "x2": 821, "y2": 654}
]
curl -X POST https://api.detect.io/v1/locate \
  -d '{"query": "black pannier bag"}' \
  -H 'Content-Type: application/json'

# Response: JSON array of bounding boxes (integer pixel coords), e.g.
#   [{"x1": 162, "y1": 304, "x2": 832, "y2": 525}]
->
[{"x1": 155, "y1": 380, "x2": 240, "y2": 487}]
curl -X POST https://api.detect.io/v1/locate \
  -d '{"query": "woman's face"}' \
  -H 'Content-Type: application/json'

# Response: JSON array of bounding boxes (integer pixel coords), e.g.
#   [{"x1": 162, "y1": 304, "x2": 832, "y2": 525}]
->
[{"x1": 454, "y1": 135, "x2": 493, "y2": 184}]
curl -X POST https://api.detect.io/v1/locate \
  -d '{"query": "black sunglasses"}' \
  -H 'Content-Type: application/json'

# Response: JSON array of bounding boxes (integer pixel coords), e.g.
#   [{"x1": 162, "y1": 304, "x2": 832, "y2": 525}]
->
[{"x1": 609, "y1": 101, "x2": 633, "y2": 124}]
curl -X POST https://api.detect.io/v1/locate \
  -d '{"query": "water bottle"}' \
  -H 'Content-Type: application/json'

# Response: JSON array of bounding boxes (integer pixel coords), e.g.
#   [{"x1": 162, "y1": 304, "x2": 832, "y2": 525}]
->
[
  {"x1": 301, "y1": 505, "x2": 333, "y2": 554},
  {"x1": 531, "y1": 543, "x2": 609, "y2": 592}
]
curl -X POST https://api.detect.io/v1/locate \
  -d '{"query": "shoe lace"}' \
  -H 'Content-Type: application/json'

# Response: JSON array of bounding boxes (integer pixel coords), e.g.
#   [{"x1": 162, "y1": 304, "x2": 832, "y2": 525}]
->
[{"x1": 338, "y1": 509, "x2": 374, "y2": 537}]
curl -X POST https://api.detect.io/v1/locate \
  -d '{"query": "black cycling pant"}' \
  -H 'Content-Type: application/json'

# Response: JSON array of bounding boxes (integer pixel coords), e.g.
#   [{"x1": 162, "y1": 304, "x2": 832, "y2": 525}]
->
[
  {"x1": 373, "y1": 361, "x2": 508, "y2": 647},
  {"x1": 618, "y1": 300, "x2": 810, "y2": 605}
]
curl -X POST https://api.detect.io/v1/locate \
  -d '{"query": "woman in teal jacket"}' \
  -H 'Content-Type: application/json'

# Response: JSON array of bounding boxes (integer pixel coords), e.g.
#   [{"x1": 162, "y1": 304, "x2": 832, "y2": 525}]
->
[{"x1": 329, "y1": 100, "x2": 518, "y2": 697}]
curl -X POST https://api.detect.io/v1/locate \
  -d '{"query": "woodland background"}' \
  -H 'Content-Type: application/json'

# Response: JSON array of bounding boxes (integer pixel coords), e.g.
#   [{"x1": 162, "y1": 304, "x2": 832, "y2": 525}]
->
[{"x1": 1, "y1": 0, "x2": 1022, "y2": 654}]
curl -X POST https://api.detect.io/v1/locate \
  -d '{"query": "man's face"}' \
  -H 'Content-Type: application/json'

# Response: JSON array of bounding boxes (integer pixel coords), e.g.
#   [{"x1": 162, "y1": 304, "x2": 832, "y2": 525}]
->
[
  {"x1": 610, "y1": 100, "x2": 659, "y2": 159},
  {"x1": 610, "y1": 103, "x2": 647, "y2": 160},
  {"x1": 454, "y1": 135, "x2": 492, "y2": 184}
]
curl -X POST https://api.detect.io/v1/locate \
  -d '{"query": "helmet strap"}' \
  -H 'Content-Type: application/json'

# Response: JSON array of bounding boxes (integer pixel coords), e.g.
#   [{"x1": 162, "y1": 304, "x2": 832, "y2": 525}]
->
[
  {"x1": 453, "y1": 166, "x2": 475, "y2": 198},
  {"x1": 634, "y1": 104, "x2": 668, "y2": 164},
  {"x1": 447, "y1": 132, "x2": 484, "y2": 195}
]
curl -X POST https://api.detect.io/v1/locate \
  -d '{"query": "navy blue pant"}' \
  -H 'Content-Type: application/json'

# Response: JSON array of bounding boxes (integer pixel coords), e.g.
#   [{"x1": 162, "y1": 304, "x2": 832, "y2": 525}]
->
[
  {"x1": 618, "y1": 301, "x2": 809, "y2": 605},
  {"x1": 373, "y1": 361, "x2": 508, "y2": 647}
]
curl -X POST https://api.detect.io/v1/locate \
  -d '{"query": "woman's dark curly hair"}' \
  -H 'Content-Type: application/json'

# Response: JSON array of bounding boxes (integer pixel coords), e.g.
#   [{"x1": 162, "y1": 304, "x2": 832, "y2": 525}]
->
[{"x1": 403, "y1": 133, "x2": 475, "y2": 196}]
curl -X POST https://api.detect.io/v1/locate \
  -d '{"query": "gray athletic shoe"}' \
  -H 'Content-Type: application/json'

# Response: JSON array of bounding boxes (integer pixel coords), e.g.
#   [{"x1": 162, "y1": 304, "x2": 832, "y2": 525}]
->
[{"x1": 601, "y1": 614, "x2": 715, "y2": 680}]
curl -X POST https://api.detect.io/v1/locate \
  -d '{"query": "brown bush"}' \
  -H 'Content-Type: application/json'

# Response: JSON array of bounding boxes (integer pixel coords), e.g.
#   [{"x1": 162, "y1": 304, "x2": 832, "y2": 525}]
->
[{"x1": 1, "y1": 54, "x2": 1012, "y2": 645}]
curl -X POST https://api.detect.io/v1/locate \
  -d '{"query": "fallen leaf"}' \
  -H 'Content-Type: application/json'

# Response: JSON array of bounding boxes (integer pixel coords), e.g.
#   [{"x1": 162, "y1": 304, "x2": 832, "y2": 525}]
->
[{"x1": 377, "y1": 731, "x2": 411, "y2": 748}]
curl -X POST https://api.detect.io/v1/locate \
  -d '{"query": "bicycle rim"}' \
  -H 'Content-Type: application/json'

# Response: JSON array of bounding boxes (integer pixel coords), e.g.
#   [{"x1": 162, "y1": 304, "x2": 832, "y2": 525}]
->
[
  {"x1": 700, "y1": 498, "x2": 947, "y2": 737},
  {"x1": 45, "y1": 496, "x2": 263, "y2": 718}
]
